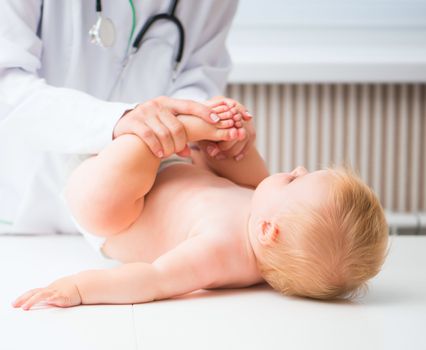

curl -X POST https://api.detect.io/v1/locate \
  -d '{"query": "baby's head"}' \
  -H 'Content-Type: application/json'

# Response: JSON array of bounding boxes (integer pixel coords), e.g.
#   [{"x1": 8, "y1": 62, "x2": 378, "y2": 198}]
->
[{"x1": 248, "y1": 166, "x2": 388, "y2": 300}]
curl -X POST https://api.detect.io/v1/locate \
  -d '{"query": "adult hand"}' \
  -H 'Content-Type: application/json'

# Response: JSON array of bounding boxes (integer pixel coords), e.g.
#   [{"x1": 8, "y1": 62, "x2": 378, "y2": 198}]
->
[{"x1": 113, "y1": 96, "x2": 220, "y2": 158}]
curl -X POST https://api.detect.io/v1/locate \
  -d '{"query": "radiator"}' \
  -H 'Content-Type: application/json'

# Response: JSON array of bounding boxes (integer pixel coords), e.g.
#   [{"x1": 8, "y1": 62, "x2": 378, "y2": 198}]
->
[{"x1": 226, "y1": 84, "x2": 426, "y2": 214}]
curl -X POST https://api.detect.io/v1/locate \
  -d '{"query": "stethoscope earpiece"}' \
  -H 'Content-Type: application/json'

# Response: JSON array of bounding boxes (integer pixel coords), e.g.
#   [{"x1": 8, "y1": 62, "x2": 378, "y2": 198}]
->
[{"x1": 89, "y1": 15, "x2": 116, "y2": 48}]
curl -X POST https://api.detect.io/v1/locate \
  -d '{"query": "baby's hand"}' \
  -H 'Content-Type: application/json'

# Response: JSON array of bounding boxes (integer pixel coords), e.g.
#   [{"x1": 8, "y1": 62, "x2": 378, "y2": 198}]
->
[
  {"x1": 205, "y1": 97, "x2": 252, "y2": 133},
  {"x1": 207, "y1": 95, "x2": 252, "y2": 119},
  {"x1": 202, "y1": 97, "x2": 254, "y2": 160},
  {"x1": 12, "y1": 276, "x2": 82, "y2": 310}
]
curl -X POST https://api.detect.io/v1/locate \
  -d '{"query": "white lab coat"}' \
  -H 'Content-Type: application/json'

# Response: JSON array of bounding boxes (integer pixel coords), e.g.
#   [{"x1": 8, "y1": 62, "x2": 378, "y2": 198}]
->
[{"x1": 0, "y1": 0, "x2": 238, "y2": 234}]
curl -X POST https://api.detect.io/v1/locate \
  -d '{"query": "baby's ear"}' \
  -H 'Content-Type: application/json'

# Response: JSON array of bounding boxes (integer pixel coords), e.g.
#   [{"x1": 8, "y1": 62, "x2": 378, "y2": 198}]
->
[{"x1": 258, "y1": 220, "x2": 280, "y2": 246}]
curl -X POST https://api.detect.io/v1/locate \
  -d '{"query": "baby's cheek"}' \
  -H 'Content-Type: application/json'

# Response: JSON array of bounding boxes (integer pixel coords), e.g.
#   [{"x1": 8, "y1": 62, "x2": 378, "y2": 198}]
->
[{"x1": 251, "y1": 189, "x2": 273, "y2": 217}]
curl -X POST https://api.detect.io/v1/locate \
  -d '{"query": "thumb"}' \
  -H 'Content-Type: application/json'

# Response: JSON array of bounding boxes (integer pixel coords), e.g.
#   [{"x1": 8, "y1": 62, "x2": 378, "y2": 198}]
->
[
  {"x1": 176, "y1": 144, "x2": 191, "y2": 158},
  {"x1": 162, "y1": 97, "x2": 220, "y2": 124},
  {"x1": 46, "y1": 294, "x2": 69, "y2": 307},
  {"x1": 198, "y1": 140, "x2": 220, "y2": 158}
]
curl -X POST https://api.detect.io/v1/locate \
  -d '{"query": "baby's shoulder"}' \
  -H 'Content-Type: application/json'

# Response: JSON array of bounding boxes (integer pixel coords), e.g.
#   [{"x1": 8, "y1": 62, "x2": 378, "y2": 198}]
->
[
  {"x1": 195, "y1": 228, "x2": 263, "y2": 289},
  {"x1": 194, "y1": 220, "x2": 250, "y2": 258}
]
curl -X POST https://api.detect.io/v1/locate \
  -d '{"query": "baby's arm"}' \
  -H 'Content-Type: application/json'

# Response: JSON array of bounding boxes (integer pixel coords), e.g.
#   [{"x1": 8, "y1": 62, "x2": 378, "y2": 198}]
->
[
  {"x1": 78, "y1": 234, "x2": 227, "y2": 304},
  {"x1": 13, "y1": 234, "x2": 229, "y2": 309},
  {"x1": 193, "y1": 140, "x2": 269, "y2": 189},
  {"x1": 195, "y1": 99, "x2": 269, "y2": 188},
  {"x1": 193, "y1": 121, "x2": 269, "y2": 189}
]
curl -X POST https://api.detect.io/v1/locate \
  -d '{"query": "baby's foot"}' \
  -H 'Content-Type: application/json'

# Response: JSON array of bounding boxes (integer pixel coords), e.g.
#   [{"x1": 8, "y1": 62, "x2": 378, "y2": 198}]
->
[{"x1": 176, "y1": 112, "x2": 240, "y2": 143}]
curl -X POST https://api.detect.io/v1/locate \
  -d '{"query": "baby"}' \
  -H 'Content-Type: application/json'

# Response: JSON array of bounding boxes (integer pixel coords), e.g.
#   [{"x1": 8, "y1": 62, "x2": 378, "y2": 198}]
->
[{"x1": 13, "y1": 100, "x2": 389, "y2": 310}]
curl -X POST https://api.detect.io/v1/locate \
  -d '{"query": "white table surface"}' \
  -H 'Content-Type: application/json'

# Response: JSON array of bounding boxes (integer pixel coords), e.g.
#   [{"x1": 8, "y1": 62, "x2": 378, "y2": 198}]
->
[{"x1": 1, "y1": 235, "x2": 425, "y2": 350}]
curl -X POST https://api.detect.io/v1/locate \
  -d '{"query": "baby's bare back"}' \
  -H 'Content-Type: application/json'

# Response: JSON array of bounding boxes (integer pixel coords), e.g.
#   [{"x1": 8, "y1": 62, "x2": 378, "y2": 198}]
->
[{"x1": 102, "y1": 162, "x2": 253, "y2": 265}]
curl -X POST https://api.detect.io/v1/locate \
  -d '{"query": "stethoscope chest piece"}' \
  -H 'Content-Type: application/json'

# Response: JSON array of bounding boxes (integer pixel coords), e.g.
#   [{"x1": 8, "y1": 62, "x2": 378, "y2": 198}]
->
[{"x1": 89, "y1": 15, "x2": 116, "y2": 47}]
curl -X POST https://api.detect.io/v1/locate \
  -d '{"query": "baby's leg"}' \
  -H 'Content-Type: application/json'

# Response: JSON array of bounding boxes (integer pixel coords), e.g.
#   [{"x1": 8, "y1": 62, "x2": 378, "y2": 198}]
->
[
  {"x1": 64, "y1": 135, "x2": 161, "y2": 237},
  {"x1": 64, "y1": 115, "x2": 238, "y2": 238}
]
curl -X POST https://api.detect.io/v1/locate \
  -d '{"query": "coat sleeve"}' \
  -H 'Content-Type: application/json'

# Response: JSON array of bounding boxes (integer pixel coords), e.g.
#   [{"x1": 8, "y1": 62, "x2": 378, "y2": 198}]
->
[
  {"x1": 167, "y1": 1, "x2": 239, "y2": 102},
  {"x1": 0, "y1": 0, "x2": 134, "y2": 154}
]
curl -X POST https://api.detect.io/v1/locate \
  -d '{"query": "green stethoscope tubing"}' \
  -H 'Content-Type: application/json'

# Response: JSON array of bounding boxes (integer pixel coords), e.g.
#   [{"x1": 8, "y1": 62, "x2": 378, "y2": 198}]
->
[{"x1": 127, "y1": 0, "x2": 137, "y2": 53}]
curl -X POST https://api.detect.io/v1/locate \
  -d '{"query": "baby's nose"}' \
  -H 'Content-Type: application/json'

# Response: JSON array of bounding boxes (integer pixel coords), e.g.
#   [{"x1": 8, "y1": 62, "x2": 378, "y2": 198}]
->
[{"x1": 291, "y1": 166, "x2": 308, "y2": 177}]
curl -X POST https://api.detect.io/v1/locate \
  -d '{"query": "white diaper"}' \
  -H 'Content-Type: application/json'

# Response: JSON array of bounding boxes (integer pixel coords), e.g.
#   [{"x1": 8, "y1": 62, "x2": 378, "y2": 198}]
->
[
  {"x1": 157, "y1": 154, "x2": 193, "y2": 172},
  {"x1": 64, "y1": 154, "x2": 192, "y2": 258},
  {"x1": 68, "y1": 213, "x2": 112, "y2": 260}
]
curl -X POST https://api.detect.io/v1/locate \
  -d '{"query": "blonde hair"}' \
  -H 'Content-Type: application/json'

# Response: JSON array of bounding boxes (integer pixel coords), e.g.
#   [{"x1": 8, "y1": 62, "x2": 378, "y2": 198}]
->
[{"x1": 256, "y1": 167, "x2": 389, "y2": 300}]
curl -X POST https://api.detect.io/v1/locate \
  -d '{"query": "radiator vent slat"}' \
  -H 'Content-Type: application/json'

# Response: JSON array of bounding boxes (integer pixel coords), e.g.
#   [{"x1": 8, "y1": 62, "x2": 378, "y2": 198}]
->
[{"x1": 226, "y1": 84, "x2": 426, "y2": 213}]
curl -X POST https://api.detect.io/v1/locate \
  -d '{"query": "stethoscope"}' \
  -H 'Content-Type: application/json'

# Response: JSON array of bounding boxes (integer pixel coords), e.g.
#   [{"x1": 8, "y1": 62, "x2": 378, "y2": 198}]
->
[{"x1": 89, "y1": 0, "x2": 185, "y2": 73}]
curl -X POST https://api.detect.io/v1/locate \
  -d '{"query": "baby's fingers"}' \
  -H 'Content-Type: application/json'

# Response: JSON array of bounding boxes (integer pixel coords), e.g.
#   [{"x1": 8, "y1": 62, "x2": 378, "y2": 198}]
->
[
  {"x1": 242, "y1": 110, "x2": 253, "y2": 121},
  {"x1": 21, "y1": 289, "x2": 54, "y2": 310},
  {"x1": 216, "y1": 107, "x2": 240, "y2": 120},
  {"x1": 12, "y1": 288, "x2": 43, "y2": 308},
  {"x1": 216, "y1": 119, "x2": 235, "y2": 129},
  {"x1": 222, "y1": 98, "x2": 252, "y2": 121},
  {"x1": 214, "y1": 127, "x2": 238, "y2": 141},
  {"x1": 237, "y1": 127, "x2": 247, "y2": 141}
]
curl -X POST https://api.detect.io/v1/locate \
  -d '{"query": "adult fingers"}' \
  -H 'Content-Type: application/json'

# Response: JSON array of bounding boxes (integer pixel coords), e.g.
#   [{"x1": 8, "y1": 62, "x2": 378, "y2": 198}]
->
[
  {"x1": 204, "y1": 99, "x2": 227, "y2": 108},
  {"x1": 156, "y1": 96, "x2": 219, "y2": 124},
  {"x1": 158, "y1": 110, "x2": 187, "y2": 154},
  {"x1": 222, "y1": 97, "x2": 236, "y2": 108},
  {"x1": 211, "y1": 104, "x2": 230, "y2": 114},
  {"x1": 176, "y1": 144, "x2": 191, "y2": 157},
  {"x1": 143, "y1": 116, "x2": 174, "y2": 157},
  {"x1": 132, "y1": 120, "x2": 164, "y2": 158}
]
